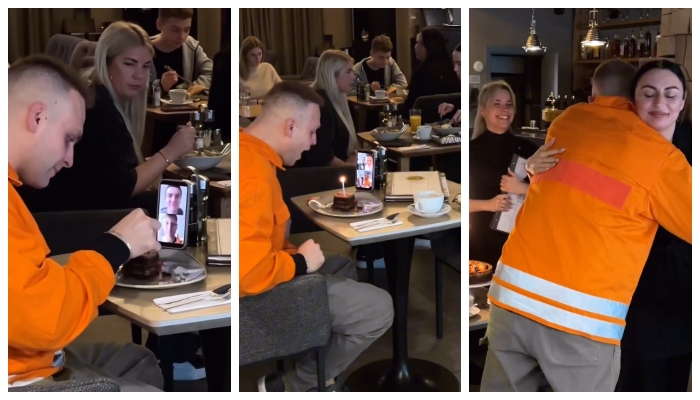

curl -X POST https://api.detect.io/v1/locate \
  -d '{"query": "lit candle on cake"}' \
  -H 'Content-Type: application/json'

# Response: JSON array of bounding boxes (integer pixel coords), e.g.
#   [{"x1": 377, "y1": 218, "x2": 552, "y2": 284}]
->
[{"x1": 340, "y1": 176, "x2": 346, "y2": 195}]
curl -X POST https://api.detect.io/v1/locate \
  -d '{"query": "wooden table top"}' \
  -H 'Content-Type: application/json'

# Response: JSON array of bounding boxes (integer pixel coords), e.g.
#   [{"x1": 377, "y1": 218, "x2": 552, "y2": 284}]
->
[
  {"x1": 147, "y1": 101, "x2": 207, "y2": 119},
  {"x1": 239, "y1": 104, "x2": 262, "y2": 118},
  {"x1": 357, "y1": 130, "x2": 461, "y2": 158},
  {"x1": 291, "y1": 181, "x2": 461, "y2": 247},
  {"x1": 347, "y1": 95, "x2": 405, "y2": 108},
  {"x1": 52, "y1": 247, "x2": 231, "y2": 336}
]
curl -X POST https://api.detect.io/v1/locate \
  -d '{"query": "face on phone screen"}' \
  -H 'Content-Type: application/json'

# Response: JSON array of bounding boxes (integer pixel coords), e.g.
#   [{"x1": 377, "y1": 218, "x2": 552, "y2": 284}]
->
[
  {"x1": 356, "y1": 152, "x2": 374, "y2": 189},
  {"x1": 157, "y1": 183, "x2": 189, "y2": 246}
]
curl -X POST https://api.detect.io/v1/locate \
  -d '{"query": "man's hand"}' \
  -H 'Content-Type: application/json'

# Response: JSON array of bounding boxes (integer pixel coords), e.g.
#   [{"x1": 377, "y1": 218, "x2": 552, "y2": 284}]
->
[
  {"x1": 161, "y1": 71, "x2": 178, "y2": 92},
  {"x1": 370, "y1": 81, "x2": 381, "y2": 92},
  {"x1": 298, "y1": 239, "x2": 325, "y2": 273},
  {"x1": 187, "y1": 85, "x2": 207, "y2": 96},
  {"x1": 525, "y1": 138, "x2": 565, "y2": 176},
  {"x1": 109, "y1": 209, "x2": 161, "y2": 259}
]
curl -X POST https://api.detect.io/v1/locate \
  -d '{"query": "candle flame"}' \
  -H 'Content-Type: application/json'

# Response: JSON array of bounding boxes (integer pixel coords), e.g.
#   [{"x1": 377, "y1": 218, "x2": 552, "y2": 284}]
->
[{"x1": 340, "y1": 176, "x2": 346, "y2": 183}]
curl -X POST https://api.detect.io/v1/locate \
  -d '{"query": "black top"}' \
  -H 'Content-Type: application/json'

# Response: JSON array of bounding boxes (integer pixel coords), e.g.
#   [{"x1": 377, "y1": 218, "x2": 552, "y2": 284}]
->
[
  {"x1": 362, "y1": 59, "x2": 386, "y2": 87},
  {"x1": 621, "y1": 122, "x2": 692, "y2": 359},
  {"x1": 469, "y1": 131, "x2": 538, "y2": 267},
  {"x1": 208, "y1": 47, "x2": 231, "y2": 143},
  {"x1": 18, "y1": 85, "x2": 140, "y2": 212},
  {"x1": 293, "y1": 89, "x2": 351, "y2": 168},
  {"x1": 401, "y1": 59, "x2": 460, "y2": 118},
  {"x1": 153, "y1": 46, "x2": 184, "y2": 89}
]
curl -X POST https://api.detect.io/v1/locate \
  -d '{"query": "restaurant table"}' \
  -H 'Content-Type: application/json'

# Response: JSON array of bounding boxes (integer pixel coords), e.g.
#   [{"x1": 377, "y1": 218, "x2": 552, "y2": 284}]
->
[
  {"x1": 468, "y1": 286, "x2": 490, "y2": 331},
  {"x1": 163, "y1": 156, "x2": 232, "y2": 218},
  {"x1": 291, "y1": 181, "x2": 462, "y2": 391},
  {"x1": 239, "y1": 104, "x2": 262, "y2": 119},
  {"x1": 348, "y1": 95, "x2": 405, "y2": 132},
  {"x1": 144, "y1": 101, "x2": 207, "y2": 156},
  {"x1": 51, "y1": 247, "x2": 231, "y2": 392},
  {"x1": 357, "y1": 130, "x2": 461, "y2": 171}
]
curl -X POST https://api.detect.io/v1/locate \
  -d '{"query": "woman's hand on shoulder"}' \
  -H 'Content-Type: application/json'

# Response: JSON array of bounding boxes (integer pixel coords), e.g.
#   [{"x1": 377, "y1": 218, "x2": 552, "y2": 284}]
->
[{"x1": 525, "y1": 138, "x2": 565, "y2": 176}]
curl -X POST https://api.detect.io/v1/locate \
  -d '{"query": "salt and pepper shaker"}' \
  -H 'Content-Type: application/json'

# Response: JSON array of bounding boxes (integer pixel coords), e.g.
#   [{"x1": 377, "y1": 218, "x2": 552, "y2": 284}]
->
[{"x1": 152, "y1": 81, "x2": 161, "y2": 107}]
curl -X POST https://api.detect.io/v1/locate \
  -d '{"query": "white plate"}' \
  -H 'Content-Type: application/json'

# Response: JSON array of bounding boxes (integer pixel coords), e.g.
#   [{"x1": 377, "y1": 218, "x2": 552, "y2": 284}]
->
[
  {"x1": 307, "y1": 192, "x2": 384, "y2": 218},
  {"x1": 469, "y1": 280, "x2": 492, "y2": 289},
  {"x1": 407, "y1": 203, "x2": 451, "y2": 218},
  {"x1": 469, "y1": 305, "x2": 480, "y2": 318},
  {"x1": 161, "y1": 99, "x2": 194, "y2": 105},
  {"x1": 115, "y1": 249, "x2": 206, "y2": 290}
]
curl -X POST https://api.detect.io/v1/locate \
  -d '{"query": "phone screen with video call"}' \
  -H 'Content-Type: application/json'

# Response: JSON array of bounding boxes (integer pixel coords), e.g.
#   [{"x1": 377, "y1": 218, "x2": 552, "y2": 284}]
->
[
  {"x1": 355, "y1": 151, "x2": 375, "y2": 191},
  {"x1": 156, "y1": 179, "x2": 190, "y2": 249}
]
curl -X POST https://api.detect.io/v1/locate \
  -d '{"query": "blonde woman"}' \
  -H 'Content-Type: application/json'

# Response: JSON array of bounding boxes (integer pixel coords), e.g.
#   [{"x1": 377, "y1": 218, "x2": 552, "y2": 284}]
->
[
  {"x1": 239, "y1": 36, "x2": 281, "y2": 100},
  {"x1": 19, "y1": 21, "x2": 195, "y2": 213},
  {"x1": 468, "y1": 81, "x2": 538, "y2": 268},
  {"x1": 294, "y1": 50, "x2": 358, "y2": 167}
]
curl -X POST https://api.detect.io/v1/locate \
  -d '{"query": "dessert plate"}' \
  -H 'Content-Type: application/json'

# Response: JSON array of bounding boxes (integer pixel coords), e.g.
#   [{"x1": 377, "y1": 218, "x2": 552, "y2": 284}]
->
[
  {"x1": 115, "y1": 249, "x2": 207, "y2": 290},
  {"x1": 307, "y1": 192, "x2": 383, "y2": 218}
]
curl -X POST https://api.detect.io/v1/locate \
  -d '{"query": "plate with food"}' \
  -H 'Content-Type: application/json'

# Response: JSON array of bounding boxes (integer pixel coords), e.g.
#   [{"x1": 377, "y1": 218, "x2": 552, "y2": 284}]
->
[
  {"x1": 307, "y1": 191, "x2": 384, "y2": 218},
  {"x1": 431, "y1": 121, "x2": 461, "y2": 136},
  {"x1": 115, "y1": 249, "x2": 207, "y2": 289},
  {"x1": 469, "y1": 260, "x2": 493, "y2": 287}
]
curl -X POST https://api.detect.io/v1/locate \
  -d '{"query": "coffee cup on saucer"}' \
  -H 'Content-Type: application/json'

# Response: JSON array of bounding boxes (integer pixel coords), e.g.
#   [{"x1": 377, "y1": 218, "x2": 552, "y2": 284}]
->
[
  {"x1": 469, "y1": 294, "x2": 475, "y2": 308},
  {"x1": 416, "y1": 125, "x2": 432, "y2": 140},
  {"x1": 169, "y1": 89, "x2": 190, "y2": 104},
  {"x1": 375, "y1": 89, "x2": 387, "y2": 99},
  {"x1": 413, "y1": 190, "x2": 444, "y2": 214}
]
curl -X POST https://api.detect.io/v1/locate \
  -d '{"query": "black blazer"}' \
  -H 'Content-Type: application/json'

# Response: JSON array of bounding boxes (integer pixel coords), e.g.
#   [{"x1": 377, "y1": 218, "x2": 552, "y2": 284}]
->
[
  {"x1": 208, "y1": 46, "x2": 231, "y2": 143},
  {"x1": 402, "y1": 58, "x2": 460, "y2": 119},
  {"x1": 18, "y1": 85, "x2": 140, "y2": 212},
  {"x1": 293, "y1": 89, "x2": 351, "y2": 168}
]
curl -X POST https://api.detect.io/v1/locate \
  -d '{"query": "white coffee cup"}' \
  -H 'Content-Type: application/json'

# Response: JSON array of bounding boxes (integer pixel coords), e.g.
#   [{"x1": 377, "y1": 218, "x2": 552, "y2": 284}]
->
[
  {"x1": 469, "y1": 294, "x2": 475, "y2": 308},
  {"x1": 169, "y1": 89, "x2": 190, "y2": 104},
  {"x1": 417, "y1": 125, "x2": 432, "y2": 140},
  {"x1": 413, "y1": 190, "x2": 444, "y2": 214},
  {"x1": 375, "y1": 89, "x2": 387, "y2": 99}
]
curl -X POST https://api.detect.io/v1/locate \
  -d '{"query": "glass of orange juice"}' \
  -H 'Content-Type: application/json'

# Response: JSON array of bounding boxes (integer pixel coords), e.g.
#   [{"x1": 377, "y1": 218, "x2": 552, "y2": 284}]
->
[{"x1": 409, "y1": 109, "x2": 421, "y2": 133}]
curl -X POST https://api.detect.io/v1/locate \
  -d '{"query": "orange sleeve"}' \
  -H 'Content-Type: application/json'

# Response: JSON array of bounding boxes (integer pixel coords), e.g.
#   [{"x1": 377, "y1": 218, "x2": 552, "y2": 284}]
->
[
  {"x1": 8, "y1": 243, "x2": 115, "y2": 352},
  {"x1": 283, "y1": 239, "x2": 298, "y2": 255},
  {"x1": 648, "y1": 148, "x2": 692, "y2": 244},
  {"x1": 239, "y1": 178, "x2": 296, "y2": 296}
]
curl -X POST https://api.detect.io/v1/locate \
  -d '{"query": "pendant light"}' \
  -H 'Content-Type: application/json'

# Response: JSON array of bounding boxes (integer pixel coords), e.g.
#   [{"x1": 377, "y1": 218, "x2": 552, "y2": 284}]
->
[
  {"x1": 582, "y1": 8, "x2": 606, "y2": 47},
  {"x1": 523, "y1": 8, "x2": 546, "y2": 53}
]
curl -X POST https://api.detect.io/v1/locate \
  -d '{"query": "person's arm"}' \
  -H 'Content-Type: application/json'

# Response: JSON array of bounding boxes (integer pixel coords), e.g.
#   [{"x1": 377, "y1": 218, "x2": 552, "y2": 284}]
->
[
  {"x1": 647, "y1": 149, "x2": 692, "y2": 244},
  {"x1": 239, "y1": 178, "x2": 306, "y2": 296},
  {"x1": 469, "y1": 199, "x2": 489, "y2": 213},
  {"x1": 8, "y1": 226, "x2": 128, "y2": 351},
  {"x1": 390, "y1": 60, "x2": 408, "y2": 89},
  {"x1": 270, "y1": 64, "x2": 282, "y2": 84},
  {"x1": 133, "y1": 153, "x2": 174, "y2": 195},
  {"x1": 192, "y1": 45, "x2": 213, "y2": 89}
]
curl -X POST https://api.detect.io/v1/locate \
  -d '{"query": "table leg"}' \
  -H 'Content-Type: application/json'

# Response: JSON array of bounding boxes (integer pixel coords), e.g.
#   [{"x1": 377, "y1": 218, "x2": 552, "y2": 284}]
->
[
  {"x1": 158, "y1": 335, "x2": 175, "y2": 392},
  {"x1": 345, "y1": 236, "x2": 460, "y2": 391},
  {"x1": 200, "y1": 327, "x2": 231, "y2": 391},
  {"x1": 358, "y1": 108, "x2": 368, "y2": 132},
  {"x1": 398, "y1": 158, "x2": 410, "y2": 171}
]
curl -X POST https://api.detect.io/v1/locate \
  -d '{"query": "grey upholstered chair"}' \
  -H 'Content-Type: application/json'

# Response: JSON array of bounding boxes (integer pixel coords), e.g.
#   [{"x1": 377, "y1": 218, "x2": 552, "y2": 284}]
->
[
  {"x1": 45, "y1": 34, "x2": 86, "y2": 65},
  {"x1": 9, "y1": 378, "x2": 120, "y2": 392},
  {"x1": 239, "y1": 274, "x2": 331, "y2": 391}
]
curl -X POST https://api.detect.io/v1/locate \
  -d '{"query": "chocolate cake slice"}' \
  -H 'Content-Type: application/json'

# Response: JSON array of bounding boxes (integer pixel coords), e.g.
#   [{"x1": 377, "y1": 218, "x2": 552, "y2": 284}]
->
[
  {"x1": 121, "y1": 251, "x2": 161, "y2": 280},
  {"x1": 332, "y1": 192, "x2": 356, "y2": 211}
]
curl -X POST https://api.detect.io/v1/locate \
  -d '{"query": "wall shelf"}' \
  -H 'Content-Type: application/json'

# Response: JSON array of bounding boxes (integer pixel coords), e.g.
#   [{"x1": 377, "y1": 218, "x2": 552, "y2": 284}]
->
[{"x1": 575, "y1": 18, "x2": 660, "y2": 31}]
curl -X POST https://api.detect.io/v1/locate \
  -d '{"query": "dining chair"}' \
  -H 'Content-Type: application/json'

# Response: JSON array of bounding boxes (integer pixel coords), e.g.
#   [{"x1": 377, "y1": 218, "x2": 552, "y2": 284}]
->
[{"x1": 9, "y1": 377, "x2": 120, "y2": 392}]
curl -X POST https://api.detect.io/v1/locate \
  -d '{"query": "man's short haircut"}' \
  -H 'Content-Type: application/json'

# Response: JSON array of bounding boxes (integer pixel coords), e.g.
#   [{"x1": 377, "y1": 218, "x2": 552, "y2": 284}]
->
[
  {"x1": 592, "y1": 59, "x2": 638, "y2": 99},
  {"x1": 159, "y1": 8, "x2": 194, "y2": 21},
  {"x1": 9, "y1": 54, "x2": 94, "y2": 107},
  {"x1": 167, "y1": 185, "x2": 182, "y2": 194},
  {"x1": 371, "y1": 35, "x2": 393, "y2": 53},
  {"x1": 263, "y1": 81, "x2": 325, "y2": 111}
]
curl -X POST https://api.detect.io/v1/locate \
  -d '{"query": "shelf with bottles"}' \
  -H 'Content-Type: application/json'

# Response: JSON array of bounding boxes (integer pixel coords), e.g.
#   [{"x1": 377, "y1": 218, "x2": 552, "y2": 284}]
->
[
  {"x1": 575, "y1": 18, "x2": 660, "y2": 31},
  {"x1": 576, "y1": 57, "x2": 665, "y2": 65}
]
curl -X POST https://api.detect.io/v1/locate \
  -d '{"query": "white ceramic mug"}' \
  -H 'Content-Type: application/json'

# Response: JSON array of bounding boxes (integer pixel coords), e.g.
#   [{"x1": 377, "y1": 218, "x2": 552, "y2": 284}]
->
[
  {"x1": 169, "y1": 89, "x2": 190, "y2": 104},
  {"x1": 413, "y1": 190, "x2": 444, "y2": 214},
  {"x1": 375, "y1": 89, "x2": 387, "y2": 99},
  {"x1": 469, "y1": 294, "x2": 475, "y2": 308},
  {"x1": 417, "y1": 125, "x2": 432, "y2": 140}
]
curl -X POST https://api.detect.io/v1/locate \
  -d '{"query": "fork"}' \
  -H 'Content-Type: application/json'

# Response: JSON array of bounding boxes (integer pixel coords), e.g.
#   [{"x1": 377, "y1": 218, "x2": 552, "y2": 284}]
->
[
  {"x1": 164, "y1": 65, "x2": 190, "y2": 84},
  {"x1": 162, "y1": 288, "x2": 232, "y2": 310},
  {"x1": 158, "y1": 283, "x2": 231, "y2": 306}
]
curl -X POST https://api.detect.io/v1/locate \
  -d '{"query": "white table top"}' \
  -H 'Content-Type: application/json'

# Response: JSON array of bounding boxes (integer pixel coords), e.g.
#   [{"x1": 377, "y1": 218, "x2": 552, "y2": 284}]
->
[
  {"x1": 291, "y1": 181, "x2": 462, "y2": 246},
  {"x1": 52, "y1": 247, "x2": 231, "y2": 336},
  {"x1": 469, "y1": 287, "x2": 490, "y2": 331}
]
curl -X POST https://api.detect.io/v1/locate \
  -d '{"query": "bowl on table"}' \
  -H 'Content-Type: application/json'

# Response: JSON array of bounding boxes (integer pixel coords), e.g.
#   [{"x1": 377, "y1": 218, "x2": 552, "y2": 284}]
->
[
  {"x1": 174, "y1": 145, "x2": 230, "y2": 171},
  {"x1": 370, "y1": 126, "x2": 405, "y2": 141},
  {"x1": 469, "y1": 260, "x2": 493, "y2": 285},
  {"x1": 432, "y1": 122, "x2": 461, "y2": 136}
]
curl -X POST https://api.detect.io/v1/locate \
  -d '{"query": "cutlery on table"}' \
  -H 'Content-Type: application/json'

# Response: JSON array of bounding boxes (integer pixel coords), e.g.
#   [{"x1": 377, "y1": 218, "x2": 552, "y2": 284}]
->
[
  {"x1": 353, "y1": 213, "x2": 399, "y2": 229},
  {"x1": 158, "y1": 283, "x2": 231, "y2": 306},
  {"x1": 164, "y1": 65, "x2": 190, "y2": 84}
]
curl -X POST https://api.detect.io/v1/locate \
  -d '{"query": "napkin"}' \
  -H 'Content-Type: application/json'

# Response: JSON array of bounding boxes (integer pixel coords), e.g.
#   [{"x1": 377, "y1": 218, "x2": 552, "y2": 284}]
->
[
  {"x1": 153, "y1": 291, "x2": 231, "y2": 314},
  {"x1": 398, "y1": 144, "x2": 432, "y2": 151},
  {"x1": 350, "y1": 219, "x2": 403, "y2": 233}
]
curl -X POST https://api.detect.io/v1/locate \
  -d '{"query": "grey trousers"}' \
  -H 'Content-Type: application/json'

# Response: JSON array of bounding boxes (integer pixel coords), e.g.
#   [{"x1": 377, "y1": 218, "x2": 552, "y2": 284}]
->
[
  {"x1": 41, "y1": 342, "x2": 164, "y2": 392},
  {"x1": 481, "y1": 305, "x2": 620, "y2": 392},
  {"x1": 284, "y1": 254, "x2": 394, "y2": 392}
]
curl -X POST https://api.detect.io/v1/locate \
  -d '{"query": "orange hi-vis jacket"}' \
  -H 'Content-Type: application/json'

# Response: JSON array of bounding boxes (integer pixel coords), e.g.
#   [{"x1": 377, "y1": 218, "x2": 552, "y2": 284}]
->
[
  {"x1": 8, "y1": 165, "x2": 119, "y2": 385},
  {"x1": 490, "y1": 97, "x2": 692, "y2": 346},
  {"x1": 239, "y1": 129, "x2": 306, "y2": 297}
]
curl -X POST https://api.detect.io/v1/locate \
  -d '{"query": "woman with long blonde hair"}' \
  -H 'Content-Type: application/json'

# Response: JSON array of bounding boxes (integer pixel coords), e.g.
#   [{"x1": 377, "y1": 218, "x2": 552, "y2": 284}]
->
[
  {"x1": 19, "y1": 21, "x2": 195, "y2": 213},
  {"x1": 294, "y1": 50, "x2": 358, "y2": 167},
  {"x1": 468, "y1": 80, "x2": 539, "y2": 268},
  {"x1": 239, "y1": 36, "x2": 281, "y2": 100}
]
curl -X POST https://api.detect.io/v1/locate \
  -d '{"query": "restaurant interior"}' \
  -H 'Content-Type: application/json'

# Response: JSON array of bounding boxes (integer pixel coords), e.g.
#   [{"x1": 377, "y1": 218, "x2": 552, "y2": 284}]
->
[
  {"x1": 8, "y1": 8, "x2": 232, "y2": 392},
  {"x1": 468, "y1": 8, "x2": 692, "y2": 392},
  {"x1": 238, "y1": 7, "x2": 463, "y2": 392}
]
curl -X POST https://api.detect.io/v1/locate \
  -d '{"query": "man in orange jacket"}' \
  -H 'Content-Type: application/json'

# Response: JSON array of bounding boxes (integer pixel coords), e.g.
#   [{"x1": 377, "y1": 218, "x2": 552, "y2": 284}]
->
[
  {"x1": 481, "y1": 60, "x2": 692, "y2": 391},
  {"x1": 8, "y1": 55, "x2": 163, "y2": 391},
  {"x1": 239, "y1": 82, "x2": 393, "y2": 392}
]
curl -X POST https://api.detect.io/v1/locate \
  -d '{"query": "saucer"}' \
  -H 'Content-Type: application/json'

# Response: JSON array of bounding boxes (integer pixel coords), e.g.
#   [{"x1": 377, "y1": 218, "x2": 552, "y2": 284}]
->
[
  {"x1": 162, "y1": 99, "x2": 194, "y2": 105},
  {"x1": 469, "y1": 305, "x2": 480, "y2": 318},
  {"x1": 408, "y1": 203, "x2": 451, "y2": 218},
  {"x1": 413, "y1": 135, "x2": 432, "y2": 141}
]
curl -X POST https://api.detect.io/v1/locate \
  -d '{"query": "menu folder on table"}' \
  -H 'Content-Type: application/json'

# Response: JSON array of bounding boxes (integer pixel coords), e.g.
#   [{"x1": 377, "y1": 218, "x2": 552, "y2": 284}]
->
[
  {"x1": 384, "y1": 171, "x2": 450, "y2": 202},
  {"x1": 206, "y1": 218, "x2": 231, "y2": 266}
]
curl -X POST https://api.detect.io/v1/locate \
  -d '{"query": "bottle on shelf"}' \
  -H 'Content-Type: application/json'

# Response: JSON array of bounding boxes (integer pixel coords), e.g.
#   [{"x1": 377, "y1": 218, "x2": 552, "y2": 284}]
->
[
  {"x1": 554, "y1": 95, "x2": 561, "y2": 110},
  {"x1": 622, "y1": 34, "x2": 629, "y2": 58},
  {"x1": 571, "y1": 95, "x2": 576, "y2": 106},
  {"x1": 629, "y1": 31, "x2": 637, "y2": 58},
  {"x1": 638, "y1": 27, "x2": 646, "y2": 58},
  {"x1": 604, "y1": 37, "x2": 611, "y2": 59},
  {"x1": 644, "y1": 28, "x2": 652, "y2": 57},
  {"x1": 654, "y1": 28, "x2": 660, "y2": 57},
  {"x1": 613, "y1": 35, "x2": 621, "y2": 58},
  {"x1": 562, "y1": 95, "x2": 569, "y2": 109}
]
